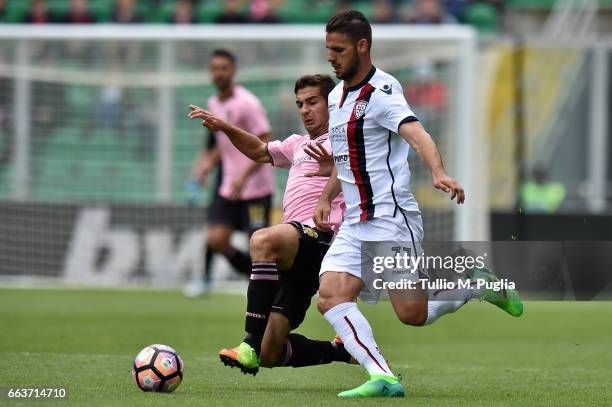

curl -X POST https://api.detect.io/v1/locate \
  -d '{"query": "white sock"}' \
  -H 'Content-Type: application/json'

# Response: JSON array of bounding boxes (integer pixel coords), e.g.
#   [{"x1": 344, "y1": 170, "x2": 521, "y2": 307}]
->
[
  {"x1": 324, "y1": 302, "x2": 393, "y2": 377},
  {"x1": 425, "y1": 287, "x2": 471, "y2": 325}
]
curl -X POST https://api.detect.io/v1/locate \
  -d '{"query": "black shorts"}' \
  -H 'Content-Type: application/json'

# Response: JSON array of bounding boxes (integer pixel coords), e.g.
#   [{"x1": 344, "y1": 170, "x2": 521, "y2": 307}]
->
[
  {"x1": 271, "y1": 221, "x2": 334, "y2": 329},
  {"x1": 208, "y1": 194, "x2": 272, "y2": 235}
]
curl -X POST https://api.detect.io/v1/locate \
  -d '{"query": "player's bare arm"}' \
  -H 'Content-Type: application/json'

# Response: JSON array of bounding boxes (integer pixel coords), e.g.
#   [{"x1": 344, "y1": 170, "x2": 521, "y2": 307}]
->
[
  {"x1": 193, "y1": 146, "x2": 220, "y2": 185},
  {"x1": 313, "y1": 166, "x2": 342, "y2": 230},
  {"x1": 399, "y1": 120, "x2": 465, "y2": 204},
  {"x1": 227, "y1": 132, "x2": 271, "y2": 200},
  {"x1": 188, "y1": 104, "x2": 271, "y2": 164}
]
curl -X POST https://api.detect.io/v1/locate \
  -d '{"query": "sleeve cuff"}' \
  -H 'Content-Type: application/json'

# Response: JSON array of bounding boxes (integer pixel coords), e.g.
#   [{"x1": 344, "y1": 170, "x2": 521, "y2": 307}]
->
[
  {"x1": 265, "y1": 143, "x2": 275, "y2": 166},
  {"x1": 398, "y1": 116, "x2": 419, "y2": 132}
]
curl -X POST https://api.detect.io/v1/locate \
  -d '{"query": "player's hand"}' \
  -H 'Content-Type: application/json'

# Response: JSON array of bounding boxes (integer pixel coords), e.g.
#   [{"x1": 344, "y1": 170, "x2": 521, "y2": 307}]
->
[
  {"x1": 188, "y1": 104, "x2": 224, "y2": 132},
  {"x1": 432, "y1": 171, "x2": 465, "y2": 204},
  {"x1": 313, "y1": 199, "x2": 332, "y2": 231},
  {"x1": 228, "y1": 176, "x2": 246, "y2": 201},
  {"x1": 304, "y1": 143, "x2": 334, "y2": 177},
  {"x1": 193, "y1": 158, "x2": 213, "y2": 186}
]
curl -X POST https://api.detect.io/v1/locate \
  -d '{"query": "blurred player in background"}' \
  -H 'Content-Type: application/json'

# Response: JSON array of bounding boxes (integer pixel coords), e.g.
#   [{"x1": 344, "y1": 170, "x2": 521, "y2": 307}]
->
[
  {"x1": 315, "y1": 10, "x2": 522, "y2": 398},
  {"x1": 189, "y1": 74, "x2": 354, "y2": 375},
  {"x1": 187, "y1": 49, "x2": 275, "y2": 297}
]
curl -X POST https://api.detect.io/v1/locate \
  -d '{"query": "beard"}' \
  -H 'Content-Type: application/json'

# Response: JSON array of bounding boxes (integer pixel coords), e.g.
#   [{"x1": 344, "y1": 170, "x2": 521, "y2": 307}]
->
[
  {"x1": 214, "y1": 78, "x2": 231, "y2": 92},
  {"x1": 336, "y1": 52, "x2": 360, "y2": 81}
]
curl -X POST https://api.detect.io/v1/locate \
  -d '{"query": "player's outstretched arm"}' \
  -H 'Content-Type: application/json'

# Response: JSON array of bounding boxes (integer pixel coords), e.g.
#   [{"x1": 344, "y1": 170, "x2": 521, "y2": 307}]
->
[
  {"x1": 313, "y1": 166, "x2": 342, "y2": 230},
  {"x1": 399, "y1": 120, "x2": 465, "y2": 204},
  {"x1": 188, "y1": 104, "x2": 271, "y2": 164}
]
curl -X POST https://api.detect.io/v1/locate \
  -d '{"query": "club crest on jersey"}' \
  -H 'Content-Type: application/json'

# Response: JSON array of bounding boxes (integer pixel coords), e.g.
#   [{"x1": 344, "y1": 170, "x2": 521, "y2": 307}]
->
[{"x1": 354, "y1": 100, "x2": 368, "y2": 119}]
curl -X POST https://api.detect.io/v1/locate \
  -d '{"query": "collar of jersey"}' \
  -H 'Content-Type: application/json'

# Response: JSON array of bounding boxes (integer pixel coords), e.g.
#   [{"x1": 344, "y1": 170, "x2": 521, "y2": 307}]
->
[
  {"x1": 344, "y1": 66, "x2": 377, "y2": 93},
  {"x1": 310, "y1": 131, "x2": 329, "y2": 141}
]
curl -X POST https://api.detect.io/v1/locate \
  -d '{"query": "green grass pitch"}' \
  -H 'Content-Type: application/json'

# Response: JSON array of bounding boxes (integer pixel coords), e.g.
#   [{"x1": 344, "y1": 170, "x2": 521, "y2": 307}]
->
[{"x1": 1, "y1": 288, "x2": 611, "y2": 406}]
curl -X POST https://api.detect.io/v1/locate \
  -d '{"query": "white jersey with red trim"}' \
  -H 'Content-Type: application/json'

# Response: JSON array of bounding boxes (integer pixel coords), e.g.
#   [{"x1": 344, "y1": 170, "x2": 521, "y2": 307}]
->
[{"x1": 328, "y1": 66, "x2": 420, "y2": 225}]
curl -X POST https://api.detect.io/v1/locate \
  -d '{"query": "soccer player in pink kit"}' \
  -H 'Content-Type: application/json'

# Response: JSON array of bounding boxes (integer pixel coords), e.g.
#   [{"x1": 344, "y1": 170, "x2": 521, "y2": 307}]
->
[
  {"x1": 189, "y1": 74, "x2": 354, "y2": 375},
  {"x1": 190, "y1": 49, "x2": 275, "y2": 293}
]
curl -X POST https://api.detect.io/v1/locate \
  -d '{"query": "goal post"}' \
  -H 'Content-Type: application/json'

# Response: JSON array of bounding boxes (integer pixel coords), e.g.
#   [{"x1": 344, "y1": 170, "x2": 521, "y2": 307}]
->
[{"x1": 0, "y1": 24, "x2": 483, "y2": 287}]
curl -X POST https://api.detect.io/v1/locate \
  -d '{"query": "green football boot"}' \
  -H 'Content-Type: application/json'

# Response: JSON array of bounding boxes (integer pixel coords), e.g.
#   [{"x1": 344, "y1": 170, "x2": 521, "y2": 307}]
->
[
  {"x1": 219, "y1": 342, "x2": 259, "y2": 376},
  {"x1": 338, "y1": 375, "x2": 404, "y2": 398},
  {"x1": 468, "y1": 267, "x2": 523, "y2": 317}
]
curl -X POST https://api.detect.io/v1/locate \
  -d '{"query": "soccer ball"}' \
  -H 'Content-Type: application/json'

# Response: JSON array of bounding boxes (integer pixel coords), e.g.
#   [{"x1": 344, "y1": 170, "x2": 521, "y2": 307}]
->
[{"x1": 132, "y1": 344, "x2": 184, "y2": 392}]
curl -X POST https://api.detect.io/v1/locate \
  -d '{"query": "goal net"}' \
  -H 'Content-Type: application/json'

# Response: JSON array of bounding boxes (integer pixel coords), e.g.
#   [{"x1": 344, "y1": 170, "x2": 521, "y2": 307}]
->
[{"x1": 0, "y1": 25, "x2": 483, "y2": 288}]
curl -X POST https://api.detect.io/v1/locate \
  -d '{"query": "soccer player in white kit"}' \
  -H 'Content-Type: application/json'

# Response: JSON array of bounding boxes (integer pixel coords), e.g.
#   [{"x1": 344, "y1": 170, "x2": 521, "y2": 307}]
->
[{"x1": 314, "y1": 10, "x2": 522, "y2": 398}]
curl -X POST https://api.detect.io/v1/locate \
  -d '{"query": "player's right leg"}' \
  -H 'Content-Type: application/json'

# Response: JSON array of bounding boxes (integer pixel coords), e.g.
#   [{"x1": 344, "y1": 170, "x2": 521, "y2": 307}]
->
[
  {"x1": 241, "y1": 224, "x2": 300, "y2": 352},
  {"x1": 318, "y1": 271, "x2": 404, "y2": 398},
  {"x1": 185, "y1": 223, "x2": 233, "y2": 297},
  {"x1": 206, "y1": 195, "x2": 252, "y2": 276},
  {"x1": 218, "y1": 224, "x2": 301, "y2": 372},
  {"x1": 317, "y1": 221, "x2": 404, "y2": 398}
]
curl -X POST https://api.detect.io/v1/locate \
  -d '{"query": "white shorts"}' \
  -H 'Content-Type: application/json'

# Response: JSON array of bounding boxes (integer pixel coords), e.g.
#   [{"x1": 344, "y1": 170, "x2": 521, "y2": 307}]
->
[{"x1": 320, "y1": 208, "x2": 425, "y2": 303}]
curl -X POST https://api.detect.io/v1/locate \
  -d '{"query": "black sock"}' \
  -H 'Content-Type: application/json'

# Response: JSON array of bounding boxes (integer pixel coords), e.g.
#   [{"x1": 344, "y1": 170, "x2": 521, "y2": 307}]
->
[
  {"x1": 278, "y1": 333, "x2": 352, "y2": 367},
  {"x1": 243, "y1": 262, "x2": 279, "y2": 354},
  {"x1": 225, "y1": 247, "x2": 252, "y2": 275},
  {"x1": 203, "y1": 244, "x2": 214, "y2": 285}
]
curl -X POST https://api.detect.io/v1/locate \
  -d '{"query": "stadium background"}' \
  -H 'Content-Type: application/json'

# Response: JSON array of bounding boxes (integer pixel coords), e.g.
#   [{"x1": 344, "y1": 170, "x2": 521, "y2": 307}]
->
[
  {"x1": 1, "y1": 1, "x2": 612, "y2": 405},
  {"x1": 1, "y1": 0, "x2": 610, "y2": 288}
]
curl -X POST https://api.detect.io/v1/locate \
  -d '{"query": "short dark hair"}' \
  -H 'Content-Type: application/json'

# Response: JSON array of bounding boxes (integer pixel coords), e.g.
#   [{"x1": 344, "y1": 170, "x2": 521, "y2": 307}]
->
[
  {"x1": 209, "y1": 48, "x2": 236, "y2": 65},
  {"x1": 294, "y1": 74, "x2": 336, "y2": 99},
  {"x1": 326, "y1": 10, "x2": 372, "y2": 51}
]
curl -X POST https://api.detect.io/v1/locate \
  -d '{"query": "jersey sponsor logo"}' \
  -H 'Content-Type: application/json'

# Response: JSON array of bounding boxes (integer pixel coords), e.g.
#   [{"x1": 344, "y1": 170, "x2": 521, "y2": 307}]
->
[
  {"x1": 330, "y1": 126, "x2": 347, "y2": 142},
  {"x1": 246, "y1": 311, "x2": 267, "y2": 319},
  {"x1": 354, "y1": 100, "x2": 368, "y2": 119},
  {"x1": 334, "y1": 154, "x2": 348, "y2": 163},
  {"x1": 303, "y1": 226, "x2": 319, "y2": 239},
  {"x1": 293, "y1": 154, "x2": 313, "y2": 166},
  {"x1": 380, "y1": 84, "x2": 393, "y2": 95}
]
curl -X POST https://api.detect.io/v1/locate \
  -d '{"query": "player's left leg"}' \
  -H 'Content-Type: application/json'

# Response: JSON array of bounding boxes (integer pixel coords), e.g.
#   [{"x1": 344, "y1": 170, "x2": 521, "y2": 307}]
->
[
  {"x1": 259, "y1": 312, "x2": 352, "y2": 368},
  {"x1": 259, "y1": 265, "x2": 353, "y2": 369},
  {"x1": 388, "y1": 286, "x2": 472, "y2": 326},
  {"x1": 386, "y1": 209, "x2": 476, "y2": 326}
]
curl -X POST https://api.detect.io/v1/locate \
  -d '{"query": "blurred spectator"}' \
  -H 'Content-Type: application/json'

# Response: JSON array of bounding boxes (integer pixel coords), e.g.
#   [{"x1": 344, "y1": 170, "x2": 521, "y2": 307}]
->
[
  {"x1": 170, "y1": 0, "x2": 196, "y2": 24},
  {"x1": 248, "y1": 0, "x2": 281, "y2": 23},
  {"x1": 335, "y1": 0, "x2": 352, "y2": 14},
  {"x1": 521, "y1": 166, "x2": 566, "y2": 214},
  {"x1": 404, "y1": 62, "x2": 447, "y2": 135},
  {"x1": 463, "y1": 0, "x2": 503, "y2": 32},
  {"x1": 215, "y1": 0, "x2": 247, "y2": 24},
  {"x1": 0, "y1": 0, "x2": 7, "y2": 23},
  {"x1": 407, "y1": 0, "x2": 456, "y2": 24},
  {"x1": 372, "y1": 0, "x2": 398, "y2": 24},
  {"x1": 61, "y1": 0, "x2": 95, "y2": 24},
  {"x1": 470, "y1": 0, "x2": 503, "y2": 14},
  {"x1": 92, "y1": 65, "x2": 123, "y2": 133},
  {"x1": 112, "y1": 0, "x2": 143, "y2": 24},
  {"x1": 24, "y1": 0, "x2": 55, "y2": 24},
  {"x1": 443, "y1": 0, "x2": 465, "y2": 21}
]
